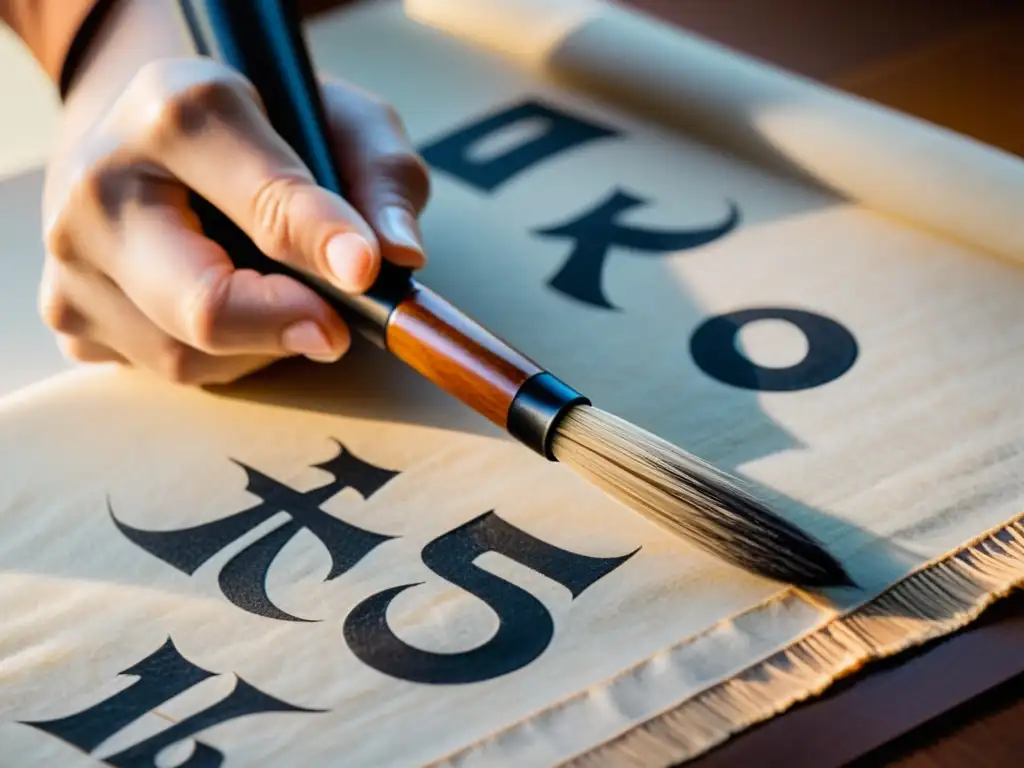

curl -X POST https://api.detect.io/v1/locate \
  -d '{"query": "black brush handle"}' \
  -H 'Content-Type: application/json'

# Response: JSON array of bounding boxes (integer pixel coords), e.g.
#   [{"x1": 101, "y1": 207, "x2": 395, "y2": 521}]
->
[
  {"x1": 176, "y1": 0, "x2": 587, "y2": 460},
  {"x1": 179, "y1": 0, "x2": 413, "y2": 348},
  {"x1": 175, "y1": 3, "x2": 851, "y2": 589}
]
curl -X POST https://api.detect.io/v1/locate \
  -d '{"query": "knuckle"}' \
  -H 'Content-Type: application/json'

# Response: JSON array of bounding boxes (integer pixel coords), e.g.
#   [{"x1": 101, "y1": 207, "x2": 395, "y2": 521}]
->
[
  {"x1": 37, "y1": 262, "x2": 85, "y2": 334},
  {"x1": 154, "y1": 337, "x2": 197, "y2": 385},
  {"x1": 59, "y1": 155, "x2": 95, "y2": 202},
  {"x1": 182, "y1": 266, "x2": 233, "y2": 352},
  {"x1": 131, "y1": 63, "x2": 257, "y2": 149},
  {"x1": 80, "y1": 163, "x2": 135, "y2": 223},
  {"x1": 250, "y1": 175, "x2": 305, "y2": 257},
  {"x1": 73, "y1": 164, "x2": 109, "y2": 209},
  {"x1": 42, "y1": 215, "x2": 74, "y2": 264},
  {"x1": 126, "y1": 58, "x2": 177, "y2": 96},
  {"x1": 39, "y1": 290, "x2": 84, "y2": 334},
  {"x1": 58, "y1": 150, "x2": 135, "y2": 227},
  {"x1": 55, "y1": 335, "x2": 87, "y2": 362},
  {"x1": 44, "y1": 159, "x2": 107, "y2": 259}
]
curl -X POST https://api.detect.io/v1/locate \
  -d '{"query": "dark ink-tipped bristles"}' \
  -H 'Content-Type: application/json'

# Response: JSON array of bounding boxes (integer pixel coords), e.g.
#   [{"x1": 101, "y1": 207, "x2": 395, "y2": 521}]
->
[{"x1": 551, "y1": 405, "x2": 854, "y2": 589}]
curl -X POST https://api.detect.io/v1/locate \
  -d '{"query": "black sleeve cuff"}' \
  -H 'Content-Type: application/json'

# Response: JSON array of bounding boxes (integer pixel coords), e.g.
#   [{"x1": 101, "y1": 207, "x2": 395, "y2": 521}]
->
[{"x1": 58, "y1": 0, "x2": 122, "y2": 100}]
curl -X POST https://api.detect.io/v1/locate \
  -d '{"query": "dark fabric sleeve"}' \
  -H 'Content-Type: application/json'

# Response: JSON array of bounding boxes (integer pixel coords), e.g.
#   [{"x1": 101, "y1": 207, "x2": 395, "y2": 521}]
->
[{"x1": 0, "y1": 0, "x2": 119, "y2": 97}]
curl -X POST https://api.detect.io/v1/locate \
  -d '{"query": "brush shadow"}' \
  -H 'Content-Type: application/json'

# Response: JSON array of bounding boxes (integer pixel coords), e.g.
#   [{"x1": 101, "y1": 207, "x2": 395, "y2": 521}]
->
[
  {"x1": 756, "y1": 486, "x2": 926, "y2": 615},
  {"x1": 212, "y1": 0, "x2": 913, "y2": 595},
  {"x1": 205, "y1": 334, "x2": 504, "y2": 440}
]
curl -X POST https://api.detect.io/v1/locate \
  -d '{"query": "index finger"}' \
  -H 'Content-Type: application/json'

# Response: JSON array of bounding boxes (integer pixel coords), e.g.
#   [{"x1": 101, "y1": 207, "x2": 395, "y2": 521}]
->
[{"x1": 119, "y1": 59, "x2": 382, "y2": 295}]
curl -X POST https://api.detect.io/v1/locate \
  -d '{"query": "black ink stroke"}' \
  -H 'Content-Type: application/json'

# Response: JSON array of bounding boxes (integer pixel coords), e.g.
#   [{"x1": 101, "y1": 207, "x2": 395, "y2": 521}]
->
[
  {"x1": 534, "y1": 190, "x2": 740, "y2": 309},
  {"x1": 110, "y1": 441, "x2": 397, "y2": 621},
  {"x1": 690, "y1": 307, "x2": 858, "y2": 391},
  {"x1": 344, "y1": 511, "x2": 637, "y2": 685},
  {"x1": 20, "y1": 637, "x2": 321, "y2": 768},
  {"x1": 420, "y1": 99, "x2": 620, "y2": 193}
]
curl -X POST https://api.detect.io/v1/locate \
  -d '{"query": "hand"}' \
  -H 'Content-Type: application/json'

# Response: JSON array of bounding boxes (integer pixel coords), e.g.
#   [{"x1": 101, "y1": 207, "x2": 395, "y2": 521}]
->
[{"x1": 39, "y1": 55, "x2": 430, "y2": 385}]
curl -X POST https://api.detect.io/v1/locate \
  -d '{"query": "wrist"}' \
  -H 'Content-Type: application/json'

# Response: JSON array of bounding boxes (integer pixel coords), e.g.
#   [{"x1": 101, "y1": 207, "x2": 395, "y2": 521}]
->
[{"x1": 61, "y1": 0, "x2": 198, "y2": 136}]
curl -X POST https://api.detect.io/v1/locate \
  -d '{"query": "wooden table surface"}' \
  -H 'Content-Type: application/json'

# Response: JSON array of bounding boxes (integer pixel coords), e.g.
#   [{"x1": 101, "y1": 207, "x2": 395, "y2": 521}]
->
[{"x1": 300, "y1": 2, "x2": 1024, "y2": 765}]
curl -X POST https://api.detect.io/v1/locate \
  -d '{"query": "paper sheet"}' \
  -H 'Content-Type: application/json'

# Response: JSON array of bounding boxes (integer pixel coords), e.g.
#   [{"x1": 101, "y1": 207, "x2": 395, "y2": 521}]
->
[
  {"x1": 2, "y1": 1, "x2": 1024, "y2": 766},
  {"x1": 406, "y1": 0, "x2": 1024, "y2": 263}
]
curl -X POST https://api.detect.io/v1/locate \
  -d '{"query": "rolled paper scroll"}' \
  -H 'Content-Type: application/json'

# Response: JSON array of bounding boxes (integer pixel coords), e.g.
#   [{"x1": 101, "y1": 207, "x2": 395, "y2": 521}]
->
[{"x1": 404, "y1": 0, "x2": 1024, "y2": 264}]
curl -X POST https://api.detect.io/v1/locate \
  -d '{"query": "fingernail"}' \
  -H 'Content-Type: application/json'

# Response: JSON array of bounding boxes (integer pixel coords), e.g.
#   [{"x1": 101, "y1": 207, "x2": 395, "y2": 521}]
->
[
  {"x1": 325, "y1": 232, "x2": 375, "y2": 292},
  {"x1": 381, "y1": 206, "x2": 425, "y2": 263},
  {"x1": 282, "y1": 321, "x2": 340, "y2": 362}
]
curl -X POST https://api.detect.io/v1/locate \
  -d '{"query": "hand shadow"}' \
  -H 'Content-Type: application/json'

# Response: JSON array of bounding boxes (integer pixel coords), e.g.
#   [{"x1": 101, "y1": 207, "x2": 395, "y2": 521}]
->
[
  {"x1": 203, "y1": 298, "x2": 913, "y2": 619},
  {"x1": 205, "y1": 334, "x2": 507, "y2": 441}
]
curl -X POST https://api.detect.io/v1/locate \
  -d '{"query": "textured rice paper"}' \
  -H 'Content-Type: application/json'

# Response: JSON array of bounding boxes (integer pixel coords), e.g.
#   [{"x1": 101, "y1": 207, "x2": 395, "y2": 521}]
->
[
  {"x1": 0, "y1": 169, "x2": 74, "y2": 397},
  {"x1": 404, "y1": 0, "x2": 1024, "y2": 263},
  {"x1": 0, "y1": 0, "x2": 70, "y2": 395},
  {"x1": 2, "y1": 1, "x2": 1024, "y2": 767},
  {"x1": 0, "y1": 15, "x2": 70, "y2": 398}
]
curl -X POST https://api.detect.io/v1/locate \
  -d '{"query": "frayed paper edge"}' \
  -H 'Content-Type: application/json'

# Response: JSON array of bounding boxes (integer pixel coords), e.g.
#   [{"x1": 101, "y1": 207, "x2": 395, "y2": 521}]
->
[{"x1": 563, "y1": 514, "x2": 1024, "y2": 767}]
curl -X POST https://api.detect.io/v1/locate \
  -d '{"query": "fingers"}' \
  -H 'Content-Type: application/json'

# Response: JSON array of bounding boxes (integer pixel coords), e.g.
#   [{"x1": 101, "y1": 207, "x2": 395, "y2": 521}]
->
[
  {"x1": 115, "y1": 185, "x2": 351, "y2": 359},
  {"x1": 41, "y1": 257, "x2": 281, "y2": 386},
  {"x1": 39, "y1": 58, "x2": 430, "y2": 388},
  {"x1": 40, "y1": 261, "x2": 123, "y2": 365},
  {"x1": 56, "y1": 335, "x2": 126, "y2": 365},
  {"x1": 321, "y1": 80, "x2": 431, "y2": 268},
  {"x1": 51, "y1": 167, "x2": 351, "y2": 361},
  {"x1": 117, "y1": 59, "x2": 385, "y2": 294}
]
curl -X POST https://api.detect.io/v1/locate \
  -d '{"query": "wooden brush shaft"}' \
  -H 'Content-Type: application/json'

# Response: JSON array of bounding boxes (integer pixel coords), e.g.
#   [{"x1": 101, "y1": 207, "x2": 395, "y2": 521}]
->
[
  {"x1": 386, "y1": 284, "x2": 543, "y2": 428},
  {"x1": 178, "y1": 3, "x2": 588, "y2": 455}
]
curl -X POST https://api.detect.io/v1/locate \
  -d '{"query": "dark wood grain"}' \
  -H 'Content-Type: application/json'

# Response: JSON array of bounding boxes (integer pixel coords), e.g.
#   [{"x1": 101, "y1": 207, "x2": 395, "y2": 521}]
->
[
  {"x1": 853, "y1": 670, "x2": 1024, "y2": 767},
  {"x1": 386, "y1": 284, "x2": 543, "y2": 427},
  {"x1": 686, "y1": 591, "x2": 1024, "y2": 768},
  {"x1": 620, "y1": 0, "x2": 1018, "y2": 82}
]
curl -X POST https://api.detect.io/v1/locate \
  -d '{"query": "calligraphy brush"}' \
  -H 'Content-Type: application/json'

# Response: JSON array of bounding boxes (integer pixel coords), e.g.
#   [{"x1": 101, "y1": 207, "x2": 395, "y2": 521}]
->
[{"x1": 178, "y1": 0, "x2": 853, "y2": 589}]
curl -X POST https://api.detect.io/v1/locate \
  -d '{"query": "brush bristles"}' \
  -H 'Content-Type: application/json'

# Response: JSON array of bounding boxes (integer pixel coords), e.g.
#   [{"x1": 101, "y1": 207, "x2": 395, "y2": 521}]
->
[{"x1": 551, "y1": 405, "x2": 852, "y2": 587}]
